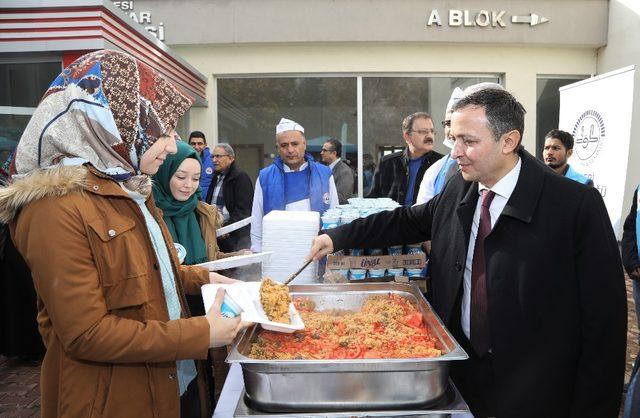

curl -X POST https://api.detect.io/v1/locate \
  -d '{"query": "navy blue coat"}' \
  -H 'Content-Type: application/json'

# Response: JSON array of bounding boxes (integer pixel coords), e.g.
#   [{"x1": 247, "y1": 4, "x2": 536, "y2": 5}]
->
[{"x1": 326, "y1": 150, "x2": 626, "y2": 418}]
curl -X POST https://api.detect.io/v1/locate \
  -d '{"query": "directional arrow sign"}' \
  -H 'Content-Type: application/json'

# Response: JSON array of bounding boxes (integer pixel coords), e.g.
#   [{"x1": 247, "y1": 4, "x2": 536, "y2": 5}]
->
[{"x1": 512, "y1": 13, "x2": 549, "y2": 26}]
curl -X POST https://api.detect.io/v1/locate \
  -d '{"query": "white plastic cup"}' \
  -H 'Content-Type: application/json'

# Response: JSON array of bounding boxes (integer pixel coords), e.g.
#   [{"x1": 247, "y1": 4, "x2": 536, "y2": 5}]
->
[
  {"x1": 388, "y1": 245, "x2": 404, "y2": 256},
  {"x1": 387, "y1": 268, "x2": 405, "y2": 277},
  {"x1": 350, "y1": 269, "x2": 367, "y2": 280},
  {"x1": 321, "y1": 214, "x2": 340, "y2": 230},
  {"x1": 405, "y1": 243, "x2": 423, "y2": 255},
  {"x1": 368, "y1": 269, "x2": 386, "y2": 278},
  {"x1": 406, "y1": 269, "x2": 423, "y2": 278},
  {"x1": 174, "y1": 243, "x2": 187, "y2": 264},
  {"x1": 220, "y1": 293, "x2": 242, "y2": 318}
]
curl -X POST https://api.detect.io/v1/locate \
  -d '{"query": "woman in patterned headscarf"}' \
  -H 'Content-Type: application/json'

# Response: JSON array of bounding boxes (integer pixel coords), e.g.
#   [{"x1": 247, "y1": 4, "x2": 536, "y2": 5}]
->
[{"x1": 0, "y1": 50, "x2": 250, "y2": 418}]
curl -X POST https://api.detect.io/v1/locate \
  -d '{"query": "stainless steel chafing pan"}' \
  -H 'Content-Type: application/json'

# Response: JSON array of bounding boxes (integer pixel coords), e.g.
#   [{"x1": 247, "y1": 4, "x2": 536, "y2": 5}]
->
[{"x1": 227, "y1": 282, "x2": 468, "y2": 412}]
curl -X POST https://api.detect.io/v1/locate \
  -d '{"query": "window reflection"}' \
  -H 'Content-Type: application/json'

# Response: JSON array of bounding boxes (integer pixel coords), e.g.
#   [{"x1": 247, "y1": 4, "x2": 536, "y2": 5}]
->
[
  {"x1": 218, "y1": 77, "x2": 357, "y2": 186},
  {"x1": 362, "y1": 76, "x2": 499, "y2": 196},
  {"x1": 217, "y1": 75, "x2": 500, "y2": 196}
]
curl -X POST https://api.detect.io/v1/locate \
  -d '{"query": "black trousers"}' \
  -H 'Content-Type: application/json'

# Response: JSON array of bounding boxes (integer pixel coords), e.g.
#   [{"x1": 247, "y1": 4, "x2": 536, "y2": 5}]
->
[
  {"x1": 448, "y1": 292, "x2": 497, "y2": 418},
  {"x1": 180, "y1": 378, "x2": 202, "y2": 418}
]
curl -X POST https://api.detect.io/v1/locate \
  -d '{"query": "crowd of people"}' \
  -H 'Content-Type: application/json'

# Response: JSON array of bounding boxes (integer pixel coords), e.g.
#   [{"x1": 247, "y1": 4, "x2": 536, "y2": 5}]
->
[{"x1": 0, "y1": 48, "x2": 636, "y2": 417}]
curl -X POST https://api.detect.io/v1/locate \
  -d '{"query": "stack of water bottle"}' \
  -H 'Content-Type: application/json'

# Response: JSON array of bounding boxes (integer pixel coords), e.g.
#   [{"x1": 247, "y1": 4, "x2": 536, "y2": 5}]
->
[{"x1": 321, "y1": 198, "x2": 424, "y2": 280}]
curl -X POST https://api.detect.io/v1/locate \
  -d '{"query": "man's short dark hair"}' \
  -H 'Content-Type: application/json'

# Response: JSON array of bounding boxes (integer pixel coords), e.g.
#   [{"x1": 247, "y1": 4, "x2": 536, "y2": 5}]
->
[
  {"x1": 188, "y1": 131, "x2": 206, "y2": 143},
  {"x1": 402, "y1": 112, "x2": 432, "y2": 134},
  {"x1": 325, "y1": 138, "x2": 342, "y2": 156},
  {"x1": 452, "y1": 89, "x2": 526, "y2": 141},
  {"x1": 545, "y1": 129, "x2": 574, "y2": 150}
]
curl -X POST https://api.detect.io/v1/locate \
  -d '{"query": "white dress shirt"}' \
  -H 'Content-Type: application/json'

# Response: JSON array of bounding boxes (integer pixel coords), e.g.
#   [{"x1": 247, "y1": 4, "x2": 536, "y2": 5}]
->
[
  {"x1": 250, "y1": 161, "x2": 339, "y2": 252},
  {"x1": 461, "y1": 157, "x2": 522, "y2": 341},
  {"x1": 328, "y1": 158, "x2": 341, "y2": 170}
]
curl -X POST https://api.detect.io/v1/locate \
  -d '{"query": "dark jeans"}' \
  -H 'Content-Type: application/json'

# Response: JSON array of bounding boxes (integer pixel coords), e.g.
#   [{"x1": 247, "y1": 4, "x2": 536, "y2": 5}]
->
[{"x1": 623, "y1": 280, "x2": 640, "y2": 417}]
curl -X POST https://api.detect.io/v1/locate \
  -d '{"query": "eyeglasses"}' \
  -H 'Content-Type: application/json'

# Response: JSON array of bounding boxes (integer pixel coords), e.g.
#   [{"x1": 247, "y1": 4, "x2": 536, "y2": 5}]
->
[
  {"x1": 441, "y1": 120, "x2": 451, "y2": 128},
  {"x1": 410, "y1": 128, "x2": 437, "y2": 136},
  {"x1": 212, "y1": 154, "x2": 230, "y2": 159},
  {"x1": 320, "y1": 148, "x2": 335, "y2": 153}
]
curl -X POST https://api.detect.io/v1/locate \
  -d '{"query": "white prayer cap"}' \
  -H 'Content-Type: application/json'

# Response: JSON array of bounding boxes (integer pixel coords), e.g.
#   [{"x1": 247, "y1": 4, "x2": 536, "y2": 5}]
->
[
  {"x1": 444, "y1": 83, "x2": 505, "y2": 149},
  {"x1": 463, "y1": 82, "x2": 505, "y2": 96},
  {"x1": 276, "y1": 117, "x2": 304, "y2": 135},
  {"x1": 446, "y1": 87, "x2": 465, "y2": 113},
  {"x1": 443, "y1": 87, "x2": 465, "y2": 149}
]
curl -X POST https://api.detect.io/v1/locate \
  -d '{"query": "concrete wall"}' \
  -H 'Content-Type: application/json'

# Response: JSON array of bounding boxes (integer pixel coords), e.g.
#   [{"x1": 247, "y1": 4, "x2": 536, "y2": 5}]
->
[
  {"x1": 174, "y1": 42, "x2": 596, "y2": 152},
  {"x1": 135, "y1": 0, "x2": 607, "y2": 47},
  {"x1": 597, "y1": 0, "x2": 640, "y2": 226}
]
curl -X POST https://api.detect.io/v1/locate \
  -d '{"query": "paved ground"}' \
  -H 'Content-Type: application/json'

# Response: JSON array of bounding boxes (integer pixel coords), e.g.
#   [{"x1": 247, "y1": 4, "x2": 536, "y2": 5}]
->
[{"x1": 1, "y1": 278, "x2": 638, "y2": 417}]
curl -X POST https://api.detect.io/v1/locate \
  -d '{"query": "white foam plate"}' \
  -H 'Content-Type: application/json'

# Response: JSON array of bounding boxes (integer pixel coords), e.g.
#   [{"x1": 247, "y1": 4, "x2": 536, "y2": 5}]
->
[
  {"x1": 195, "y1": 252, "x2": 274, "y2": 271},
  {"x1": 216, "y1": 216, "x2": 253, "y2": 237},
  {"x1": 201, "y1": 282, "x2": 305, "y2": 333}
]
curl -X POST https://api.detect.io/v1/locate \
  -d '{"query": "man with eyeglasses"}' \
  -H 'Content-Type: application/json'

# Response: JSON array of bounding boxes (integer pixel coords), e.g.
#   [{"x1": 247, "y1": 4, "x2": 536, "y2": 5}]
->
[
  {"x1": 188, "y1": 131, "x2": 215, "y2": 200},
  {"x1": 367, "y1": 112, "x2": 442, "y2": 206},
  {"x1": 417, "y1": 83, "x2": 506, "y2": 206},
  {"x1": 308, "y1": 88, "x2": 625, "y2": 418},
  {"x1": 320, "y1": 138, "x2": 354, "y2": 204},
  {"x1": 205, "y1": 143, "x2": 253, "y2": 251}
]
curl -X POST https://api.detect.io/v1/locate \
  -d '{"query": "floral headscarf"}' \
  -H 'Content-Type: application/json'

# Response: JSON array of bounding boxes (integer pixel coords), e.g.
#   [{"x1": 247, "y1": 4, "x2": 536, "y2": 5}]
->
[{"x1": 9, "y1": 49, "x2": 193, "y2": 180}]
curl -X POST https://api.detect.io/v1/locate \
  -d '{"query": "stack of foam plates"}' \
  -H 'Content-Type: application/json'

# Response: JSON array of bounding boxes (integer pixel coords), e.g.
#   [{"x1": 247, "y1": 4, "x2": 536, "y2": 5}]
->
[{"x1": 262, "y1": 210, "x2": 319, "y2": 284}]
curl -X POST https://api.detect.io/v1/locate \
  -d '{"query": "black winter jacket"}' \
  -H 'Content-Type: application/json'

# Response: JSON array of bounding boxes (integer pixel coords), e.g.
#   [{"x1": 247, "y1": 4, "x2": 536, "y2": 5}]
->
[
  {"x1": 622, "y1": 188, "x2": 640, "y2": 276},
  {"x1": 366, "y1": 147, "x2": 442, "y2": 205},
  {"x1": 205, "y1": 162, "x2": 253, "y2": 251}
]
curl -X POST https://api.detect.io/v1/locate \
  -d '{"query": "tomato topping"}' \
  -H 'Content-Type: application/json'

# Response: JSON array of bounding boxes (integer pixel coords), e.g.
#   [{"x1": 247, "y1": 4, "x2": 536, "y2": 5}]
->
[{"x1": 403, "y1": 312, "x2": 423, "y2": 328}]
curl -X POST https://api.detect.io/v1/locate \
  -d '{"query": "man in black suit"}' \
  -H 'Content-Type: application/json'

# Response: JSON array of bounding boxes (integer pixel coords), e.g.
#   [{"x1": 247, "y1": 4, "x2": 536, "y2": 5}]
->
[{"x1": 308, "y1": 89, "x2": 626, "y2": 417}]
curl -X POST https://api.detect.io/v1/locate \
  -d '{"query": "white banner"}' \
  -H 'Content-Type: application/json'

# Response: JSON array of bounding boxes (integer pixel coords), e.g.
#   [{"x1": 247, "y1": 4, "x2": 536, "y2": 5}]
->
[{"x1": 559, "y1": 65, "x2": 635, "y2": 239}]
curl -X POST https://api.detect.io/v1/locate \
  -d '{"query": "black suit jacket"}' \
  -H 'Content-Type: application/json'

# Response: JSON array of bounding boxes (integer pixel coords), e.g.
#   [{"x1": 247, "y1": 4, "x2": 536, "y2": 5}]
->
[
  {"x1": 326, "y1": 150, "x2": 626, "y2": 418},
  {"x1": 366, "y1": 147, "x2": 442, "y2": 204},
  {"x1": 205, "y1": 162, "x2": 253, "y2": 251}
]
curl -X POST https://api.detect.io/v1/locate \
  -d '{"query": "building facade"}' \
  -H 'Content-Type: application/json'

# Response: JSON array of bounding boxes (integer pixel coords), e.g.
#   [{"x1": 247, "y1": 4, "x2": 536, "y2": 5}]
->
[{"x1": 3, "y1": 0, "x2": 640, "y2": 215}]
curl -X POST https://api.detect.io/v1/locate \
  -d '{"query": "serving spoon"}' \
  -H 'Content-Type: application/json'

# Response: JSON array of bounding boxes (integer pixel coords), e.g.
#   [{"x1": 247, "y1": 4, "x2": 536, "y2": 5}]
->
[{"x1": 282, "y1": 259, "x2": 313, "y2": 286}]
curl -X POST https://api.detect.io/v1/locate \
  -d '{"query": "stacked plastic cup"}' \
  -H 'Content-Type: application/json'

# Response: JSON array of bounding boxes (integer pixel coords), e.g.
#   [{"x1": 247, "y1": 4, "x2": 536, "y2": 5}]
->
[
  {"x1": 367, "y1": 248, "x2": 386, "y2": 278},
  {"x1": 320, "y1": 198, "x2": 403, "y2": 280},
  {"x1": 405, "y1": 243, "x2": 424, "y2": 277},
  {"x1": 387, "y1": 244, "x2": 405, "y2": 277}
]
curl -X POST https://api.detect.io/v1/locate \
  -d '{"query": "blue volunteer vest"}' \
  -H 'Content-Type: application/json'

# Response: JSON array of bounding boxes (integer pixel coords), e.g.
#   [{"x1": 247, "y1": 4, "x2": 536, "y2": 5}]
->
[
  {"x1": 259, "y1": 153, "x2": 332, "y2": 216},
  {"x1": 199, "y1": 147, "x2": 215, "y2": 200},
  {"x1": 433, "y1": 155, "x2": 457, "y2": 195},
  {"x1": 564, "y1": 165, "x2": 592, "y2": 185}
]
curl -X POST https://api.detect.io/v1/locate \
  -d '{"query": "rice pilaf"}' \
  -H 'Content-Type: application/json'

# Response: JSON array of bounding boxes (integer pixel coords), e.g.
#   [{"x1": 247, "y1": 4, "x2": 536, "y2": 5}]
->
[
  {"x1": 259, "y1": 278, "x2": 292, "y2": 324},
  {"x1": 249, "y1": 293, "x2": 442, "y2": 359}
]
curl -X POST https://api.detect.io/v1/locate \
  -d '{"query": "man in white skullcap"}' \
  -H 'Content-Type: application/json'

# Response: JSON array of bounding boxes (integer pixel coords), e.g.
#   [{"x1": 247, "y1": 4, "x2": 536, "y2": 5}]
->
[
  {"x1": 415, "y1": 83, "x2": 505, "y2": 205},
  {"x1": 250, "y1": 117, "x2": 339, "y2": 252}
]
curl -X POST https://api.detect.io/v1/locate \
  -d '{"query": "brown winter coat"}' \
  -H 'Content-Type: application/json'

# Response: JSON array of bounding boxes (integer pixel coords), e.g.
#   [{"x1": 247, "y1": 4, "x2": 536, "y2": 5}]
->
[{"x1": 0, "y1": 165, "x2": 212, "y2": 418}]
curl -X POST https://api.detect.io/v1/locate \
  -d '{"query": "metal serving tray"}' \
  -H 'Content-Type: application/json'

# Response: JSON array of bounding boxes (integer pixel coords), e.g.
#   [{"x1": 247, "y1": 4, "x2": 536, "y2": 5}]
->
[
  {"x1": 227, "y1": 283, "x2": 468, "y2": 412},
  {"x1": 234, "y1": 380, "x2": 469, "y2": 417}
]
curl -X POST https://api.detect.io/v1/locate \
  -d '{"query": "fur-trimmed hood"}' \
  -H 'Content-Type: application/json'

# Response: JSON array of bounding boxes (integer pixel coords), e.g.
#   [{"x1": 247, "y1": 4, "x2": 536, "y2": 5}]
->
[{"x1": 0, "y1": 165, "x2": 87, "y2": 224}]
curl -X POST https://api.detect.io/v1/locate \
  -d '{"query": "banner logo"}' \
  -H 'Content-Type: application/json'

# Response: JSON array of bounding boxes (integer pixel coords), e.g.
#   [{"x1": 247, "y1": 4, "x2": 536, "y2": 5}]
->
[{"x1": 572, "y1": 110, "x2": 605, "y2": 165}]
